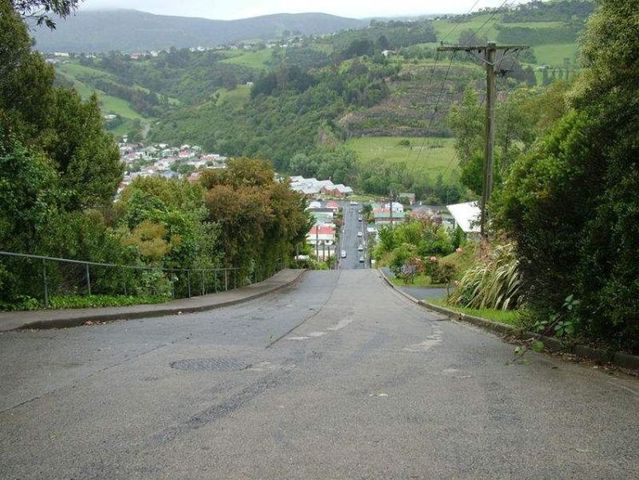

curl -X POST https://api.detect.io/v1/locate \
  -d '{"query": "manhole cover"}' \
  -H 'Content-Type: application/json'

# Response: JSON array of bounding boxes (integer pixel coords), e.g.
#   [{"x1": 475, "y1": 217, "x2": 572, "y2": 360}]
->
[{"x1": 170, "y1": 358, "x2": 246, "y2": 372}]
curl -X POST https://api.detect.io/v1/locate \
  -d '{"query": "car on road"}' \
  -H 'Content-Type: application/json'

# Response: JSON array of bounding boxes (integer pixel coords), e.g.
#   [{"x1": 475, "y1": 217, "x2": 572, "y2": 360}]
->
[
  {"x1": 340, "y1": 250, "x2": 347, "y2": 258},
  {"x1": 350, "y1": 201, "x2": 358, "y2": 206},
  {"x1": 358, "y1": 245, "x2": 363, "y2": 252},
  {"x1": 357, "y1": 232, "x2": 362, "y2": 237},
  {"x1": 358, "y1": 216, "x2": 362, "y2": 222},
  {"x1": 359, "y1": 256, "x2": 365, "y2": 263}
]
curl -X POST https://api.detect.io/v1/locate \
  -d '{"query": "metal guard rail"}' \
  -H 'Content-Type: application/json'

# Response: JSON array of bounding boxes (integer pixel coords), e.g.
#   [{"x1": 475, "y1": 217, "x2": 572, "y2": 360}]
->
[{"x1": 0, "y1": 251, "x2": 283, "y2": 308}]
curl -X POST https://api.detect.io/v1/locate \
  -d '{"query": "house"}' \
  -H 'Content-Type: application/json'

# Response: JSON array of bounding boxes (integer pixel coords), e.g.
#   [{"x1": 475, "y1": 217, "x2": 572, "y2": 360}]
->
[
  {"x1": 325, "y1": 201, "x2": 340, "y2": 212},
  {"x1": 289, "y1": 175, "x2": 354, "y2": 199},
  {"x1": 446, "y1": 201, "x2": 481, "y2": 236},
  {"x1": 335, "y1": 184, "x2": 354, "y2": 196},
  {"x1": 309, "y1": 209, "x2": 335, "y2": 225},
  {"x1": 306, "y1": 225, "x2": 336, "y2": 246},
  {"x1": 373, "y1": 207, "x2": 406, "y2": 226},
  {"x1": 378, "y1": 201, "x2": 404, "y2": 213}
]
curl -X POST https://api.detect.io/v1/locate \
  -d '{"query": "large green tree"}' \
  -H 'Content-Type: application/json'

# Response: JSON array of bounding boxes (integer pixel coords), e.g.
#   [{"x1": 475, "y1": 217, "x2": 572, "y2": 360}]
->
[
  {"x1": 1, "y1": 0, "x2": 122, "y2": 210},
  {"x1": 497, "y1": 0, "x2": 639, "y2": 351}
]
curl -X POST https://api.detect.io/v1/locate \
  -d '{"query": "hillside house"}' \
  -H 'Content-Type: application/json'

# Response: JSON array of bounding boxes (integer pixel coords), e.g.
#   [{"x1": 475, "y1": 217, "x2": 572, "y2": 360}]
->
[
  {"x1": 306, "y1": 225, "x2": 336, "y2": 246},
  {"x1": 446, "y1": 201, "x2": 481, "y2": 237}
]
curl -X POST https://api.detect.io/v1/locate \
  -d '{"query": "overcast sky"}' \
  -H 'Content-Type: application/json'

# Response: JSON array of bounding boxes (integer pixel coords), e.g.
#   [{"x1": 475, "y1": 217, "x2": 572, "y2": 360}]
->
[{"x1": 80, "y1": 0, "x2": 529, "y2": 20}]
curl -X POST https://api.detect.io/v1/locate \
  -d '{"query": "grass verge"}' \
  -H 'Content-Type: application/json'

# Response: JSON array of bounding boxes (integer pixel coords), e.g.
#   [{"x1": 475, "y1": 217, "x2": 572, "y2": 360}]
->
[
  {"x1": 390, "y1": 274, "x2": 444, "y2": 288},
  {"x1": 47, "y1": 294, "x2": 170, "y2": 310},
  {"x1": 429, "y1": 297, "x2": 522, "y2": 326}
]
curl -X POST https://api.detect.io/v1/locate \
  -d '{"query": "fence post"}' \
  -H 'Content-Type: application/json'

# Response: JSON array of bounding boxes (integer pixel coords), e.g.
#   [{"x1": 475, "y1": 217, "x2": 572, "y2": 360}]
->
[
  {"x1": 86, "y1": 263, "x2": 91, "y2": 296},
  {"x1": 187, "y1": 270, "x2": 191, "y2": 298},
  {"x1": 42, "y1": 259, "x2": 49, "y2": 308}
]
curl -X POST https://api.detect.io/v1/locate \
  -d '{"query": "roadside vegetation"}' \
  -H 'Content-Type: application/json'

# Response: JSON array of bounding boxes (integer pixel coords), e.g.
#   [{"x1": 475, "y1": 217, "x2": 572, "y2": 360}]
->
[
  {"x1": 413, "y1": 0, "x2": 639, "y2": 354},
  {"x1": 0, "y1": 1, "x2": 311, "y2": 310}
]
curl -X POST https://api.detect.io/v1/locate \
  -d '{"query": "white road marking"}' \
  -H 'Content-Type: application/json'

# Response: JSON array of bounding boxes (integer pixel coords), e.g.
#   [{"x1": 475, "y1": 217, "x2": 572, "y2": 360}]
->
[
  {"x1": 327, "y1": 317, "x2": 354, "y2": 331},
  {"x1": 308, "y1": 331, "x2": 326, "y2": 337},
  {"x1": 404, "y1": 326, "x2": 443, "y2": 352},
  {"x1": 607, "y1": 381, "x2": 639, "y2": 398},
  {"x1": 286, "y1": 336, "x2": 310, "y2": 341}
]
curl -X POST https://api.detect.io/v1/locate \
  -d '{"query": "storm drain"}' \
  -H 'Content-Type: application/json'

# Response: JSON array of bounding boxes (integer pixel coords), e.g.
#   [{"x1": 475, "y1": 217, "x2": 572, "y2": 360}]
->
[{"x1": 170, "y1": 357, "x2": 247, "y2": 372}]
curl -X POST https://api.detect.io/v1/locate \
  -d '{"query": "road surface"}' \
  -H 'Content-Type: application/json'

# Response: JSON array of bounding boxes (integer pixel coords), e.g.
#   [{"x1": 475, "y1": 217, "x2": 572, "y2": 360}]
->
[
  {"x1": 1, "y1": 270, "x2": 637, "y2": 479},
  {"x1": 339, "y1": 202, "x2": 368, "y2": 270}
]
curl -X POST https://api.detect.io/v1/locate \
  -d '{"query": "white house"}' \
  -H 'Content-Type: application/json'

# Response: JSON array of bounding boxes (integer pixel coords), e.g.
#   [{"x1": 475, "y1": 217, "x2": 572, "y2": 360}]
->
[{"x1": 446, "y1": 201, "x2": 481, "y2": 234}]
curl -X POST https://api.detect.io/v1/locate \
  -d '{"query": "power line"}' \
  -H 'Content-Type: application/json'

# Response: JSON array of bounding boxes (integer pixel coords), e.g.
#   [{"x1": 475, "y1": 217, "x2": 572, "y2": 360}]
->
[
  {"x1": 412, "y1": 51, "x2": 458, "y2": 167},
  {"x1": 438, "y1": 0, "x2": 483, "y2": 44},
  {"x1": 471, "y1": 0, "x2": 512, "y2": 39},
  {"x1": 408, "y1": 0, "x2": 492, "y2": 166}
]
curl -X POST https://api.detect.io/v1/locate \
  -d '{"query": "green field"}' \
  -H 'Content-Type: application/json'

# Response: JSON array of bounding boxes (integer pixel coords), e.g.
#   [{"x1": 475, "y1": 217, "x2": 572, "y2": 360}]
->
[
  {"x1": 56, "y1": 63, "x2": 146, "y2": 120},
  {"x1": 532, "y1": 43, "x2": 579, "y2": 67},
  {"x1": 221, "y1": 49, "x2": 273, "y2": 70},
  {"x1": 433, "y1": 14, "x2": 500, "y2": 43},
  {"x1": 57, "y1": 62, "x2": 115, "y2": 80},
  {"x1": 433, "y1": 15, "x2": 568, "y2": 45},
  {"x1": 346, "y1": 136, "x2": 459, "y2": 182}
]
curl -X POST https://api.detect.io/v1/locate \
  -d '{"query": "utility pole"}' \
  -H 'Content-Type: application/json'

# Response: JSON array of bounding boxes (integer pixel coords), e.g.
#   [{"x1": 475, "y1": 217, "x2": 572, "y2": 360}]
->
[{"x1": 438, "y1": 42, "x2": 528, "y2": 240}]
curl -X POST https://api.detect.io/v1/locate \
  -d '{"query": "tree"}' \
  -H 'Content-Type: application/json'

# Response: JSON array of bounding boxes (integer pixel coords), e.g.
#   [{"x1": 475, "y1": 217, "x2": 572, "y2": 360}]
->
[
  {"x1": 202, "y1": 158, "x2": 311, "y2": 275},
  {"x1": 496, "y1": 0, "x2": 639, "y2": 351},
  {"x1": 0, "y1": 132, "x2": 59, "y2": 253},
  {"x1": 42, "y1": 91, "x2": 123, "y2": 209},
  {"x1": 9, "y1": 0, "x2": 80, "y2": 28}
]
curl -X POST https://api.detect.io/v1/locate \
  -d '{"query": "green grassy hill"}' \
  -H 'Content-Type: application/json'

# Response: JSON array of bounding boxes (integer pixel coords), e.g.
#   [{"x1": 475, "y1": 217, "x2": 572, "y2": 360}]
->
[{"x1": 346, "y1": 136, "x2": 459, "y2": 183}]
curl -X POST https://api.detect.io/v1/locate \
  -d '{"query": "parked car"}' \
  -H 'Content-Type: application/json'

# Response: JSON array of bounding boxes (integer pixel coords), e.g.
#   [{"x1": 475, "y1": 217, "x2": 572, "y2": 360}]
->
[
  {"x1": 359, "y1": 256, "x2": 365, "y2": 263},
  {"x1": 358, "y1": 245, "x2": 363, "y2": 252},
  {"x1": 357, "y1": 232, "x2": 362, "y2": 237},
  {"x1": 340, "y1": 250, "x2": 347, "y2": 258},
  {"x1": 358, "y1": 216, "x2": 362, "y2": 222}
]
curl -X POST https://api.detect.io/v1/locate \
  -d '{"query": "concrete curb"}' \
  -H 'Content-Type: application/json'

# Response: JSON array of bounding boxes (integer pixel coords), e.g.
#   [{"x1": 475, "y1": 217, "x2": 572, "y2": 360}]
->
[
  {"x1": 5, "y1": 269, "x2": 306, "y2": 332},
  {"x1": 378, "y1": 268, "x2": 639, "y2": 372}
]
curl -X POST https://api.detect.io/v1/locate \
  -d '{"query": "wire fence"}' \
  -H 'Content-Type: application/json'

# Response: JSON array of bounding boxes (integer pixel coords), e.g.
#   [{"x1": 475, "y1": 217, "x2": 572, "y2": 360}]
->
[{"x1": 0, "y1": 251, "x2": 285, "y2": 308}]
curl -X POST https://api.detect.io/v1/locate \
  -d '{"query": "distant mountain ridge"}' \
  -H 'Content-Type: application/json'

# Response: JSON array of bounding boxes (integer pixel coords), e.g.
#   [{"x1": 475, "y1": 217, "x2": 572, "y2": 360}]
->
[{"x1": 31, "y1": 9, "x2": 368, "y2": 53}]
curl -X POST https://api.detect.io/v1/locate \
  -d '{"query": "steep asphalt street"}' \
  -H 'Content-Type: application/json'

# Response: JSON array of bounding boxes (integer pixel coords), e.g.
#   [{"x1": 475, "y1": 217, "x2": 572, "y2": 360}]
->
[
  {"x1": 339, "y1": 202, "x2": 368, "y2": 270},
  {"x1": 1, "y1": 270, "x2": 638, "y2": 479}
]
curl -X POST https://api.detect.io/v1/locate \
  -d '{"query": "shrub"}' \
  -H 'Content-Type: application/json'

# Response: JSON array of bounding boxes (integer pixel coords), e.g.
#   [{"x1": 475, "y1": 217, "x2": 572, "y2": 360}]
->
[{"x1": 449, "y1": 243, "x2": 523, "y2": 310}]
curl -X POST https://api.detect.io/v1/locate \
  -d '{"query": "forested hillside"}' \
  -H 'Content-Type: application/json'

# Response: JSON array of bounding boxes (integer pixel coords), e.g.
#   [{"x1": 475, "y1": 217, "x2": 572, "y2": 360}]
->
[
  {"x1": 51, "y1": 0, "x2": 594, "y2": 203},
  {"x1": 32, "y1": 10, "x2": 367, "y2": 53}
]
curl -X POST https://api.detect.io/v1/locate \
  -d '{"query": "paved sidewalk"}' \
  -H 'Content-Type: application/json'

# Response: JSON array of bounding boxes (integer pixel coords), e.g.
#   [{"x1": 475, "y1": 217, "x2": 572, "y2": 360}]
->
[{"x1": 0, "y1": 269, "x2": 305, "y2": 332}]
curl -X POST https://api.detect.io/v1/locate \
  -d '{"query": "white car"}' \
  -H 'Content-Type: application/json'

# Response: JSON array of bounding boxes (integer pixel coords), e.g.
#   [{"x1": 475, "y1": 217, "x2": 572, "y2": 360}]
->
[
  {"x1": 359, "y1": 256, "x2": 365, "y2": 263},
  {"x1": 358, "y1": 245, "x2": 363, "y2": 252},
  {"x1": 350, "y1": 201, "x2": 358, "y2": 206},
  {"x1": 340, "y1": 250, "x2": 347, "y2": 258},
  {"x1": 357, "y1": 232, "x2": 362, "y2": 237}
]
